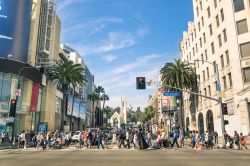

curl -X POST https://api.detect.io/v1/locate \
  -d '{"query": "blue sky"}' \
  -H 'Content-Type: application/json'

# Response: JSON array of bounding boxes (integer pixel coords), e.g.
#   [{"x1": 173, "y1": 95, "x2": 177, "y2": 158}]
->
[{"x1": 57, "y1": 0, "x2": 193, "y2": 109}]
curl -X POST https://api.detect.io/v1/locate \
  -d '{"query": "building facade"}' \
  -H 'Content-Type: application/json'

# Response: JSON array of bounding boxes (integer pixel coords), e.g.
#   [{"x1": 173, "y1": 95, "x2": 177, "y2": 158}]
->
[{"x1": 180, "y1": 0, "x2": 250, "y2": 136}]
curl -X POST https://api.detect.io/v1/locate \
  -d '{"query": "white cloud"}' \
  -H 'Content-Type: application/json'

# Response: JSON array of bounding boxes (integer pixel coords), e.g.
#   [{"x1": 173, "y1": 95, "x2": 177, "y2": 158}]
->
[
  {"x1": 80, "y1": 31, "x2": 135, "y2": 56},
  {"x1": 136, "y1": 26, "x2": 150, "y2": 37},
  {"x1": 57, "y1": 0, "x2": 91, "y2": 12},
  {"x1": 103, "y1": 55, "x2": 117, "y2": 62}
]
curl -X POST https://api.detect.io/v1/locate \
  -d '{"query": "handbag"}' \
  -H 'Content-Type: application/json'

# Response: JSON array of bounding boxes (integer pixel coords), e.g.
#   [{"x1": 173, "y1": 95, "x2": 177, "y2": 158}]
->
[{"x1": 241, "y1": 140, "x2": 246, "y2": 145}]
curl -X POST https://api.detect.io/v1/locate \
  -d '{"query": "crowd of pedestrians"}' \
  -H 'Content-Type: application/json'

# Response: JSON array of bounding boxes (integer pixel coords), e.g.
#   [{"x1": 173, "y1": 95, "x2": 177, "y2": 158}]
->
[{"x1": 0, "y1": 128, "x2": 248, "y2": 151}]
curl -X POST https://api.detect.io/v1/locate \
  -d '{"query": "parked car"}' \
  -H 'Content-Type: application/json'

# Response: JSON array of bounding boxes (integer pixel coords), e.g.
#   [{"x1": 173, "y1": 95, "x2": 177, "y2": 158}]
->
[{"x1": 71, "y1": 131, "x2": 81, "y2": 143}]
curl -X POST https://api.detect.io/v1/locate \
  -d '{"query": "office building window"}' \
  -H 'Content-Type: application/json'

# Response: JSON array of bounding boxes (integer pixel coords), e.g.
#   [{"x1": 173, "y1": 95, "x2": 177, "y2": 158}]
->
[
  {"x1": 220, "y1": 55, "x2": 224, "y2": 68},
  {"x1": 204, "y1": 88, "x2": 207, "y2": 96},
  {"x1": 216, "y1": 15, "x2": 220, "y2": 27},
  {"x1": 200, "y1": 38, "x2": 202, "y2": 47},
  {"x1": 198, "y1": 22, "x2": 201, "y2": 32},
  {"x1": 214, "y1": 0, "x2": 217, "y2": 8},
  {"x1": 196, "y1": 43, "x2": 198, "y2": 53},
  {"x1": 220, "y1": 9, "x2": 224, "y2": 22},
  {"x1": 218, "y1": 34, "x2": 222, "y2": 47},
  {"x1": 213, "y1": 61, "x2": 217, "y2": 73},
  {"x1": 197, "y1": 74, "x2": 200, "y2": 82},
  {"x1": 207, "y1": 7, "x2": 211, "y2": 18},
  {"x1": 243, "y1": 67, "x2": 250, "y2": 83},
  {"x1": 214, "y1": 81, "x2": 218, "y2": 91},
  {"x1": 209, "y1": 24, "x2": 213, "y2": 35},
  {"x1": 207, "y1": 67, "x2": 210, "y2": 78},
  {"x1": 233, "y1": 0, "x2": 245, "y2": 12},
  {"x1": 222, "y1": 76, "x2": 227, "y2": 89},
  {"x1": 228, "y1": 73, "x2": 232, "y2": 87},
  {"x1": 211, "y1": 42, "x2": 215, "y2": 54},
  {"x1": 196, "y1": 7, "x2": 199, "y2": 16},
  {"x1": 240, "y1": 42, "x2": 250, "y2": 58},
  {"x1": 203, "y1": 33, "x2": 206, "y2": 43},
  {"x1": 201, "y1": 17, "x2": 204, "y2": 26},
  {"x1": 223, "y1": 29, "x2": 227, "y2": 42},
  {"x1": 197, "y1": 59, "x2": 200, "y2": 68},
  {"x1": 193, "y1": 47, "x2": 195, "y2": 56},
  {"x1": 225, "y1": 50, "x2": 230, "y2": 64},
  {"x1": 237, "y1": 19, "x2": 248, "y2": 34},
  {"x1": 203, "y1": 70, "x2": 205, "y2": 81},
  {"x1": 200, "y1": 1, "x2": 203, "y2": 10},
  {"x1": 205, "y1": 49, "x2": 208, "y2": 60},
  {"x1": 208, "y1": 85, "x2": 211, "y2": 97},
  {"x1": 201, "y1": 54, "x2": 204, "y2": 63}
]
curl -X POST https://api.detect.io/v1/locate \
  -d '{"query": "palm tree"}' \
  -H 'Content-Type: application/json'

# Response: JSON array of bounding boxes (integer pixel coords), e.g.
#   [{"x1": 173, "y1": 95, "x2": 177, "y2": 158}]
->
[
  {"x1": 87, "y1": 92, "x2": 98, "y2": 127},
  {"x1": 46, "y1": 57, "x2": 86, "y2": 131},
  {"x1": 160, "y1": 59, "x2": 197, "y2": 128},
  {"x1": 95, "y1": 86, "x2": 104, "y2": 100},
  {"x1": 100, "y1": 94, "x2": 109, "y2": 111}
]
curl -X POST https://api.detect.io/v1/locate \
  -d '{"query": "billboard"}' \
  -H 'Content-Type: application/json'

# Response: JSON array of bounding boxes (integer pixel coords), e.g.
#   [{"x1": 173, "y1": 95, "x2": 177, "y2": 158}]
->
[
  {"x1": 0, "y1": 0, "x2": 32, "y2": 62},
  {"x1": 161, "y1": 95, "x2": 177, "y2": 113}
]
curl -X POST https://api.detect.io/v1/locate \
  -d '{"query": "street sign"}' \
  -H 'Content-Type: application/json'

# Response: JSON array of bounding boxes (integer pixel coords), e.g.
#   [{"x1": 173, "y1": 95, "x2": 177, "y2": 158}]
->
[
  {"x1": 13, "y1": 89, "x2": 21, "y2": 96},
  {"x1": 163, "y1": 91, "x2": 180, "y2": 96}
]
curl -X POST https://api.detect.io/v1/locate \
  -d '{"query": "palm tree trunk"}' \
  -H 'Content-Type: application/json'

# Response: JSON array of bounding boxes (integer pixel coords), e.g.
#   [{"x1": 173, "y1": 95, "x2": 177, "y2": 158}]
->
[
  {"x1": 61, "y1": 85, "x2": 68, "y2": 132},
  {"x1": 179, "y1": 92, "x2": 184, "y2": 129},
  {"x1": 70, "y1": 87, "x2": 75, "y2": 131}
]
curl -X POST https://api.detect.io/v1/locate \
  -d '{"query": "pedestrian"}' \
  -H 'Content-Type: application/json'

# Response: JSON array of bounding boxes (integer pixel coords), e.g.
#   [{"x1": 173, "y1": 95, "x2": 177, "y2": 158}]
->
[
  {"x1": 103, "y1": 131, "x2": 109, "y2": 149},
  {"x1": 171, "y1": 129, "x2": 180, "y2": 148},
  {"x1": 20, "y1": 130, "x2": 26, "y2": 149},
  {"x1": 112, "y1": 132, "x2": 116, "y2": 144},
  {"x1": 214, "y1": 131, "x2": 218, "y2": 147},
  {"x1": 138, "y1": 128, "x2": 149, "y2": 149},
  {"x1": 179, "y1": 128, "x2": 184, "y2": 148},
  {"x1": 125, "y1": 130, "x2": 130, "y2": 149},
  {"x1": 87, "y1": 130, "x2": 93, "y2": 148},
  {"x1": 131, "y1": 131, "x2": 137, "y2": 148},
  {"x1": 77, "y1": 131, "x2": 82, "y2": 149},
  {"x1": 234, "y1": 131, "x2": 240, "y2": 150},
  {"x1": 147, "y1": 131, "x2": 152, "y2": 147},
  {"x1": 97, "y1": 130, "x2": 104, "y2": 149},
  {"x1": 239, "y1": 133, "x2": 247, "y2": 150},
  {"x1": 118, "y1": 130, "x2": 126, "y2": 148},
  {"x1": 1, "y1": 132, "x2": 5, "y2": 144}
]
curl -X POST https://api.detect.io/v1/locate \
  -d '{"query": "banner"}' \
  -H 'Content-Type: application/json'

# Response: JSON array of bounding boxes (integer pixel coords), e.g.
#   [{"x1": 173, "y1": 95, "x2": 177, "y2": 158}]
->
[{"x1": 29, "y1": 83, "x2": 39, "y2": 112}]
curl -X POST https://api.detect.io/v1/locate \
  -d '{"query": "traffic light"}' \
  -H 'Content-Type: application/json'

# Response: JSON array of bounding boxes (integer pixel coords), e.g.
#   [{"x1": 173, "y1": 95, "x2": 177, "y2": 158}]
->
[
  {"x1": 136, "y1": 77, "x2": 146, "y2": 89},
  {"x1": 222, "y1": 103, "x2": 228, "y2": 115},
  {"x1": 224, "y1": 120, "x2": 229, "y2": 125},
  {"x1": 9, "y1": 99, "x2": 17, "y2": 117}
]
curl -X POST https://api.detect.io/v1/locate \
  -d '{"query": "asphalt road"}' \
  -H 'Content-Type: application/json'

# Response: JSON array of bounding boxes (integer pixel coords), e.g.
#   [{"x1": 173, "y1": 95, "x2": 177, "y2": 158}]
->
[{"x1": 0, "y1": 148, "x2": 249, "y2": 166}]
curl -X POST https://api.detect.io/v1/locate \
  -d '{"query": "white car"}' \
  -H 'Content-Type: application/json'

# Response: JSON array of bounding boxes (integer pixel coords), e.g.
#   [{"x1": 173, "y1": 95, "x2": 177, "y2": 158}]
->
[{"x1": 71, "y1": 131, "x2": 81, "y2": 142}]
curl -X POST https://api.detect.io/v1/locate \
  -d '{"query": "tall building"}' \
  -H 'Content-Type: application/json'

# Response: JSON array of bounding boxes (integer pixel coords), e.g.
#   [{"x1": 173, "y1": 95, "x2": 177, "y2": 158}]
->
[{"x1": 180, "y1": 0, "x2": 250, "y2": 136}]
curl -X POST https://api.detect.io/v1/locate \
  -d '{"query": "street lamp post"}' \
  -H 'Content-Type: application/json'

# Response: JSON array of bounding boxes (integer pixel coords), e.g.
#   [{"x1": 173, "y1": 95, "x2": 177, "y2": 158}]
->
[{"x1": 194, "y1": 60, "x2": 225, "y2": 138}]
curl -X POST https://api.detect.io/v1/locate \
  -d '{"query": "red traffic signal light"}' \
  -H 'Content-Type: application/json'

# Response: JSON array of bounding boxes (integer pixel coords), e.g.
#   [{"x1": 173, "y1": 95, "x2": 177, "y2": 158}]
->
[
  {"x1": 136, "y1": 77, "x2": 146, "y2": 89},
  {"x1": 222, "y1": 103, "x2": 228, "y2": 115},
  {"x1": 9, "y1": 99, "x2": 17, "y2": 117}
]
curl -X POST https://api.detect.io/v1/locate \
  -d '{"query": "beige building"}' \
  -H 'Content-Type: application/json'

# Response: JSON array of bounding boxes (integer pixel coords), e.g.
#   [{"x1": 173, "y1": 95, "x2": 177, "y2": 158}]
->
[{"x1": 180, "y1": 0, "x2": 250, "y2": 136}]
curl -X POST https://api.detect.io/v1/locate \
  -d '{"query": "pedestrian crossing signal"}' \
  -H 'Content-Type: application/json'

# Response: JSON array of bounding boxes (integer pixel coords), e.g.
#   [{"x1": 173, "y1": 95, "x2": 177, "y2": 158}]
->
[{"x1": 136, "y1": 77, "x2": 146, "y2": 89}]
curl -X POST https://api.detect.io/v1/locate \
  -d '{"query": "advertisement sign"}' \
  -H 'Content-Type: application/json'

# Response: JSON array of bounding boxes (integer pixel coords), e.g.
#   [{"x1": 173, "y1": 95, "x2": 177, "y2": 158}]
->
[
  {"x1": 67, "y1": 95, "x2": 73, "y2": 115},
  {"x1": 37, "y1": 123, "x2": 47, "y2": 136},
  {"x1": 161, "y1": 95, "x2": 177, "y2": 112},
  {"x1": 0, "y1": 0, "x2": 32, "y2": 61},
  {"x1": 29, "y1": 83, "x2": 39, "y2": 112},
  {"x1": 0, "y1": 118, "x2": 6, "y2": 133}
]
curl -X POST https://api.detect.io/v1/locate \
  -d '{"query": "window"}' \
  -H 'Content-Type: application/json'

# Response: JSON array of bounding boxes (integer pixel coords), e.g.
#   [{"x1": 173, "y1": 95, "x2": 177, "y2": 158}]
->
[
  {"x1": 205, "y1": 50, "x2": 208, "y2": 60},
  {"x1": 201, "y1": 17, "x2": 204, "y2": 26},
  {"x1": 218, "y1": 34, "x2": 222, "y2": 47},
  {"x1": 196, "y1": 7, "x2": 199, "y2": 16},
  {"x1": 228, "y1": 73, "x2": 232, "y2": 87},
  {"x1": 214, "y1": 81, "x2": 218, "y2": 91},
  {"x1": 209, "y1": 24, "x2": 213, "y2": 35},
  {"x1": 208, "y1": 85, "x2": 211, "y2": 96},
  {"x1": 197, "y1": 59, "x2": 200, "y2": 68},
  {"x1": 203, "y1": 70, "x2": 205, "y2": 81},
  {"x1": 233, "y1": 0, "x2": 245, "y2": 12},
  {"x1": 200, "y1": 1, "x2": 203, "y2": 10},
  {"x1": 201, "y1": 54, "x2": 204, "y2": 63},
  {"x1": 200, "y1": 38, "x2": 202, "y2": 47},
  {"x1": 211, "y1": 42, "x2": 215, "y2": 54},
  {"x1": 223, "y1": 29, "x2": 227, "y2": 42},
  {"x1": 214, "y1": 0, "x2": 217, "y2": 8},
  {"x1": 243, "y1": 67, "x2": 250, "y2": 83},
  {"x1": 240, "y1": 42, "x2": 250, "y2": 58},
  {"x1": 196, "y1": 43, "x2": 198, "y2": 53},
  {"x1": 198, "y1": 22, "x2": 201, "y2": 32},
  {"x1": 194, "y1": 29, "x2": 197, "y2": 38},
  {"x1": 237, "y1": 19, "x2": 248, "y2": 34},
  {"x1": 225, "y1": 50, "x2": 230, "y2": 64},
  {"x1": 203, "y1": 33, "x2": 206, "y2": 43},
  {"x1": 207, "y1": 7, "x2": 211, "y2": 18},
  {"x1": 191, "y1": 33, "x2": 194, "y2": 41},
  {"x1": 193, "y1": 47, "x2": 195, "y2": 56},
  {"x1": 213, "y1": 61, "x2": 217, "y2": 73},
  {"x1": 223, "y1": 76, "x2": 227, "y2": 89},
  {"x1": 204, "y1": 88, "x2": 207, "y2": 96},
  {"x1": 197, "y1": 74, "x2": 200, "y2": 82},
  {"x1": 207, "y1": 67, "x2": 210, "y2": 78},
  {"x1": 220, "y1": 54, "x2": 224, "y2": 68},
  {"x1": 216, "y1": 15, "x2": 220, "y2": 27},
  {"x1": 220, "y1": 9, "x2": 224, "y2": 22}
]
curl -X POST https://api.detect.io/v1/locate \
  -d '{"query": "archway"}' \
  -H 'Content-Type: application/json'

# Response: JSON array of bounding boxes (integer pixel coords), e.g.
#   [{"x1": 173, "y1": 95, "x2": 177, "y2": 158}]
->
[
  {"x1": 198, "y1": 113, "x2": 204, "y2": 133},
  {"x1": 206, "y1": 110, "x2": 214, "y2": 132},
  {"x1": 186, "y1": 117, "x2": 190, "y2": 132}
]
